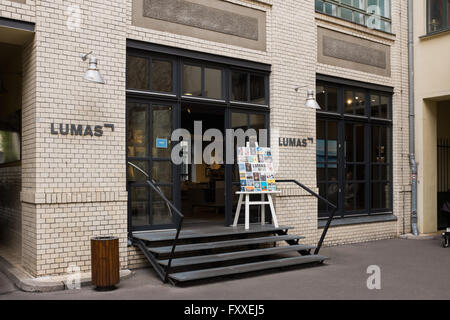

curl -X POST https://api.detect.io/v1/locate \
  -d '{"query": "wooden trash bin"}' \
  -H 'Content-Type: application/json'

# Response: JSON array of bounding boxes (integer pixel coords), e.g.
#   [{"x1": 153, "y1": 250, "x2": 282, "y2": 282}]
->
[{"x1": 91, "y1": 236, "x2": 120, "y2": 290}]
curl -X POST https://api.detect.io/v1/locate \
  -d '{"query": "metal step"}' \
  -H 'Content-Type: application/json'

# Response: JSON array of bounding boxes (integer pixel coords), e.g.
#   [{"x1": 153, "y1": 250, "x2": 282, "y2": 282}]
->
[
  {"x1": 133, "y1": 225, "x2": 292, "y2": 242},
  {"x1": 169, "y1": 255, "x2": 329, "y2": 282},
  {"x1": 158, "y1": 244, "x2": 315, "y2": 267},
  {"x1": 147, "y1": 234, "x2": 303, "y2": 255}
]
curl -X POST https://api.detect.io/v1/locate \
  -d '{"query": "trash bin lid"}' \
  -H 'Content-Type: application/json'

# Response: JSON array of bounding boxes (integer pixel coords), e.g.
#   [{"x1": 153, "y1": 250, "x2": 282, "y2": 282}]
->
[{"x1": 91, "y1": 236, "x2": 118, "y2": 241}]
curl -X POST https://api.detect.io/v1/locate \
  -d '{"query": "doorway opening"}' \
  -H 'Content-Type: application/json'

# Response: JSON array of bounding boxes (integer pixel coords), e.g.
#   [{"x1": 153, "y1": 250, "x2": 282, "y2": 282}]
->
[
  {"x1": 437, "y1": 100, "x2": 450, "y2": 231},
  {"x1": 180, "y1": 103, "x2": 225, "y2": 226}
]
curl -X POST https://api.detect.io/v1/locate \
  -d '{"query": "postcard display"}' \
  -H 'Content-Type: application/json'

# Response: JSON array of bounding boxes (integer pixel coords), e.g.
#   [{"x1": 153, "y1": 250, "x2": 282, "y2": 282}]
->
[{"x1": 233, "y1": 143, "x2": 280, "y2": 230}]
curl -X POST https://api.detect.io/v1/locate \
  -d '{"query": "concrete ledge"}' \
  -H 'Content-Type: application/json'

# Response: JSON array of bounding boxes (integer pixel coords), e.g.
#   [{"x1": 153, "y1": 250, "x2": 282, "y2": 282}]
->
[
  {"x1": 318, "y1": 214, "x2": 397, "y2": 229},
  {"x1": 399, "y1": 233, "x2": 441, "y2": 240},
  {"x1": 0, "y1": 256, "x2": 134, "y2": 292}
]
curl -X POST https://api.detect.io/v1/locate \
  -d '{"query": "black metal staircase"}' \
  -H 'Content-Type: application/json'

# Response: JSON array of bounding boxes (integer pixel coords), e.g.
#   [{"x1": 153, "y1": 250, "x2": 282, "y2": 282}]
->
[
  {"x1": 128, "y1": 162, "x2": 337, "y2": 285},
  {"x1": 132, "y1": 225, "x2": 328, "y2": 284}
]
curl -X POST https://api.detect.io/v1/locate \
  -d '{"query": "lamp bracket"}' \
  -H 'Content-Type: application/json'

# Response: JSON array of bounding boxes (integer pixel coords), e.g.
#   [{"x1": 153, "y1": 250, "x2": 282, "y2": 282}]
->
[{"x1": 81, "y1": 51, "x2": 93, "y2": 61}]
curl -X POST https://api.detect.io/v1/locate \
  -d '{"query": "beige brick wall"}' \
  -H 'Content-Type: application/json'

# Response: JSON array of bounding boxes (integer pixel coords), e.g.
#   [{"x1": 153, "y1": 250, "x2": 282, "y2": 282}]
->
[
  {"x1": 0, "y1": 0, "x2": 35, "y2": 23},
  {"x1": 0, "y1": 0, "x2": 411, "y2": 274},
  {"x1": 17, "y1": 0, "x2": 129, "y2": 276}
]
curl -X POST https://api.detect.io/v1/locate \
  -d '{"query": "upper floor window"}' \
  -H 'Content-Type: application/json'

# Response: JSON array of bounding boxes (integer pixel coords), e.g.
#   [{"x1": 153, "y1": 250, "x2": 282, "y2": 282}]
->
[
  {"x1": 315, "y1": 0, "x2": 392, "y2": 33},
  {"x1": 427, "y1": 0, "x2": 450, "y2": 34}
]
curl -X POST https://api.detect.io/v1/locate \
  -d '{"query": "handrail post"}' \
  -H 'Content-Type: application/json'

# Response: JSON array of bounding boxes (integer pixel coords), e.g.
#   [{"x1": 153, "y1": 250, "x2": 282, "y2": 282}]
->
[
  {"x1": 128, "y1": 162, "x2": 184, "y2": 283},
  {"x1": 277, "y1": 179, "x2": 337, "y2": 255}
]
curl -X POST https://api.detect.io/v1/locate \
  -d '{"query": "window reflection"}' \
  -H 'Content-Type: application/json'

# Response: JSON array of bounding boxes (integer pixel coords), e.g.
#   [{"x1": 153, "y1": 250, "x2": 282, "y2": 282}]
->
[
  {"x1": 127, "y1": 56, "x2": 149, "y2": 90},
  {"x1": 152, "y1": 60, "x2": 172, "y2": 92}
]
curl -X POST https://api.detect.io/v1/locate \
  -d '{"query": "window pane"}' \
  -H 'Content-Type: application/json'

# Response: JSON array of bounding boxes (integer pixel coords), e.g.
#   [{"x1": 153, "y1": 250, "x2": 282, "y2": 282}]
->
[
  {"x1": 152, "y1": 186, "x2": 173, "y2": 225},
  {"x1": 328, "y1": 167, "x2": 338, "y2": 181},
  {"x1": 318, "y1": 184, "x2": 327, "y2": 212},
  {"x1": 183, "y1": 65, "x2": 202, "y2": 96},
  {"x1": 328, "y1": 122, "x2": 338, "y2": 162},
  {"x1": 382, "y1": 165, "x2": 390, "y2": 180},
  {"x1": 382, "y1": 182, "x2": 390, "y2": 208},
  {"x1": 204, "y1": 68, "x2": 222, "y2": 99},
  {"x1": 131, "y1": 186, "x2": 149, "y2": 226},
  {"x1": 152, "y1": 161, "x2": 172, "y2": 183},
  {"x1": 128, "y1": 104, "x2": 148, "y2": 157},
  {"x1": 371, "y1": 94, "x2": 380, "y2": 117},
  {"x1": 152, "y1": 105, "x2": 172, "y2": 158},
  {"x1": 355, "y1": 124, "x2": 365, "y2": 162},
  {"x1": 232, "y1": 112, "x2": 248, "y2": 130},
  {"x1": 127, "y1": 56, "x2": 149, "y2": 90},
  {"x1": 327, "y1": 183, "x2": 339, "y2": 208},
  {"x1": 354, "y1": 91, "x2": 365, "y2": 115},
  {"x1": 345, "y1": 90, "x2": 354, "y2": 114},
  {"x1": 353, "y1": 0, "x2": 366, "y2": 10},
  {"x1": 317, "y1": 167, "x2": 326, "y2": 181},
  {"x1": 250, "y1": 114, "x2": 265, "y2": 132},
  {"x1": 354, "y1": 12, "x2": 364, "y2": 25},
  {"x1": 342, "y1": 0, "x2": 352, "y2": 6},
  {"x1": 232, "y1": 72, "x2": 248, "y2": 101},
  {"x1": 372, "y1": 164, "x2": 380, "y2": 180},
  {"x1": 325, "y1": 2, "x2": 338, "y2": 15},
  {"x1": 316, "y1": 85, "x2": 326, "y2": 109},
  {"x1": 345, "y1": 123, "x2": 354, "y2": 161},
  {"x1": 372, "y1": 126, "x2": 380, "y2": 162},
  {"x1": 128, "y1": 161, "x2": 148, "y2": 183},
  {"x1": 380, "y1": 95, "x2": 389, "y2": 119},
  {"x1": 341, "y1": 7, "x2": 353, "y2": 21},
  {"x1": 428, "y1": 0, "x2": 445, "y2": 32},
  {"x1": 328, "y1": 87, "x2": 338, "y2": 112},
  {"x1": 152, "y1": 59, "x2": 172, "y2": 92},
  {"x1": 371, "y1": 183, "x2": 381, "y2": 209},
  {"x1": 250, "y1": 75, "x2": 266, "y2": 104},
  {"x1": 380, "y1": 126, "x2": 390, "y2": 163},
  {"x1": 315, "y1": 0, "x2": 324, "y2": 11}
]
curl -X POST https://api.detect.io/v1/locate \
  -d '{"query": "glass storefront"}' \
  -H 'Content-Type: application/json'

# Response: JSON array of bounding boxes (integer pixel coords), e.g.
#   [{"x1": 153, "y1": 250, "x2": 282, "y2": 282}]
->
[{"x1": 126, "y1": 48, "x2": 270, "y2": 231}]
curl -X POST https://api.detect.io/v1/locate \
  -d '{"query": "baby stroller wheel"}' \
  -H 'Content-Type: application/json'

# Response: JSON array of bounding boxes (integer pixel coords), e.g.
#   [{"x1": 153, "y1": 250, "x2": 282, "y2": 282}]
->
[{"x1": 442, "y1": 234, "x2": 450, "y2": 248}]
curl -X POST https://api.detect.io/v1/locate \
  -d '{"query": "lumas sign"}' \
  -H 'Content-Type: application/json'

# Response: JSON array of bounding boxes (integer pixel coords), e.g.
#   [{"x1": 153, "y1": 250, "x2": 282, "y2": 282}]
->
[{"x1": 50, "y1": 123, "x2": 114, "y2": 137}]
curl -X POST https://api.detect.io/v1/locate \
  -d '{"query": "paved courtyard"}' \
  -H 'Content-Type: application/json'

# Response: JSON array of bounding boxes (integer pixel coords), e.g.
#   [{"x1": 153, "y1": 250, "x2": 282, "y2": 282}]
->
[{"x1": 1, "y1": 237, "x2": 449, "y2": 300}]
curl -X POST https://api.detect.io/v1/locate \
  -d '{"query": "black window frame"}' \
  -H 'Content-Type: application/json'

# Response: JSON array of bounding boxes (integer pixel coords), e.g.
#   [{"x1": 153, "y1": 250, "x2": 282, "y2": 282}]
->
[
  {"x1": 316, "y1": 79, "x2": 393, "y2": 219},
  {"x1": 126, "y1": 44, "x2": 271, "y2": 232}
]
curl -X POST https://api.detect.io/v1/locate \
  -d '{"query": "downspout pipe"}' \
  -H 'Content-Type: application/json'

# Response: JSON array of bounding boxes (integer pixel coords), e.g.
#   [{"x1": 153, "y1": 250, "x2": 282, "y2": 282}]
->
[{"x1": 408, "y1": 0, "x2": 419, "y2": 236}]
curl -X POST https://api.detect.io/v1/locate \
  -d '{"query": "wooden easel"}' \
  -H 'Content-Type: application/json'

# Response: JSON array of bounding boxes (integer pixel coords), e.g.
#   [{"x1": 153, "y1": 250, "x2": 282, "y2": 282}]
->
[
  {"x1": 232, "y1": 140, "x2": 280, "y2": 230},
  {"x1": 232, "y1": 190, "x2": 280, "y2": 230}
]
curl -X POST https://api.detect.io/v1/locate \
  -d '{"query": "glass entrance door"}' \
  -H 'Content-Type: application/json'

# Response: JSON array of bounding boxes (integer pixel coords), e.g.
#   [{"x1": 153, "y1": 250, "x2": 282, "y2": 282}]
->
[{"x1": 127, "y1": 99, "x2": 178, "y2": 231}]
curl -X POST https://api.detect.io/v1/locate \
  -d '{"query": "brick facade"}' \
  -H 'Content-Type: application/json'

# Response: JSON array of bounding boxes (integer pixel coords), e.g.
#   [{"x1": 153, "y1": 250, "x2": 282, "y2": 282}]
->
[{"x1": 0, "y1": 0, "x2": 411, "y2": 275}]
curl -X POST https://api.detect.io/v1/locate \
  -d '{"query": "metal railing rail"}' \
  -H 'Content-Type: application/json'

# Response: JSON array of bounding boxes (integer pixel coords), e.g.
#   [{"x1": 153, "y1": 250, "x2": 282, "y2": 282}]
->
[
  {"x1": 277, "y1": 180, "x2": 337, "y2": 255},
  {"x1": 127, "y1": 162, "x2": 184, "y2": 283}
]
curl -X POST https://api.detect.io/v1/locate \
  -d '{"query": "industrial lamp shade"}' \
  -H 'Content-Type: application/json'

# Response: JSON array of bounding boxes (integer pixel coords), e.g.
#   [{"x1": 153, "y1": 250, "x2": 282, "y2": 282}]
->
[
  {"x1": 305, "y1": 89, "x2": 321, "y2": 110},
  {"x1": 83, "y1": 56, "x2": 105, "y2": 84}
]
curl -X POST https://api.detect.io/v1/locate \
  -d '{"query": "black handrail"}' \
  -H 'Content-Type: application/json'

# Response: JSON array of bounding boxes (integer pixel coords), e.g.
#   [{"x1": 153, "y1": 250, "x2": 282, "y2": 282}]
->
[
  {"x1": 127, "y1": 162, "x2": 184, "y2": 283},
  {"x1": 277, "y1": 179, "x2": 337, "y2": 255}
]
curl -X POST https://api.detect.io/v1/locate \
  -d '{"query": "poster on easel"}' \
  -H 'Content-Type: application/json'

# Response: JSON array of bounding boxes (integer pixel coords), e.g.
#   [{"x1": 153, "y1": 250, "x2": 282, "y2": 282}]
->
[{"x1": 237, "y1": 144, "x2": 277, "y2": 192}]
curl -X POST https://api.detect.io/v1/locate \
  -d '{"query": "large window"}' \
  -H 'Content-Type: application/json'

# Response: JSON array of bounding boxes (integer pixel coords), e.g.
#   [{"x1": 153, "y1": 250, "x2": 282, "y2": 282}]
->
[
  {"x1": 126, "y1": 47, "x2": 270, "y2": 230},
  {"x1": 315, "y1": 0, "x2": 392, "y2": 32},
  {"x1": 427, "y1": 0, "x2": 450, "y2": 33},
  {"x1": 316, "y1": 82, "x2": 392, "y2": 219}
]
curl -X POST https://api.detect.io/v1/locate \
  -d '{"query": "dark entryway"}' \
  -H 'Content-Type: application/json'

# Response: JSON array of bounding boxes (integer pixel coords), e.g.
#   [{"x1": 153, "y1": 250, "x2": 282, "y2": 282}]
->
[{"x1": 180, "y1": 103, "x2": 226, "y2": 225}]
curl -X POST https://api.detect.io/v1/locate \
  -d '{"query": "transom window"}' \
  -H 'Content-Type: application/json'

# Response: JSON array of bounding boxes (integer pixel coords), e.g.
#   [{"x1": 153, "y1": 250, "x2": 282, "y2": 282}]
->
[
  {"x1": 315, "y1": 0, "x2": 392, "y2": 32},
  {"x1": 127, "y1": 50, "x2": 269, "y2": 107},
  {"x1": 427, "y1": 0, "x2": 450, "y2": 34},
  {"x1": 316, "y1": 81, "x2": 392, "y2": 219}
]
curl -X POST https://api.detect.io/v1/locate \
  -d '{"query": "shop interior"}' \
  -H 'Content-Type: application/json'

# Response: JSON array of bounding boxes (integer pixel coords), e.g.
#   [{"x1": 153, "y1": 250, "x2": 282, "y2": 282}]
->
[{"x1": 180, "y1": 103, "x2": 226, "y2": 224}]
